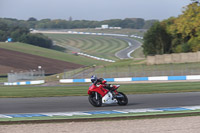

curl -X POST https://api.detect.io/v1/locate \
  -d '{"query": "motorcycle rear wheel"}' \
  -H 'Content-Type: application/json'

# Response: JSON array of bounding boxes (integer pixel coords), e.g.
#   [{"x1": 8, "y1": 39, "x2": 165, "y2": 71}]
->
[
  {"x1": 116, "y1": 92, "x2": 128, "y2": 106},
  {"x1": 88, "y1": 92, "x2": 102, "y2": 107}
]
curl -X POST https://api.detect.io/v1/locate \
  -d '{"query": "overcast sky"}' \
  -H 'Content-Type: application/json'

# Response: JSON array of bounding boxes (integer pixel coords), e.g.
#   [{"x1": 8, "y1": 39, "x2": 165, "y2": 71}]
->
[{"x1": 0, "y1": 0, "x2": 191, "y2": 21}]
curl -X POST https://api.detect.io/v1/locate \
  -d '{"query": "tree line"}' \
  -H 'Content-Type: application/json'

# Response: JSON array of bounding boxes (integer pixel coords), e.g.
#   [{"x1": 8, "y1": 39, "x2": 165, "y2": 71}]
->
[
  {"x1": 0, "y1": 17, "x2": 157, "y2": 49},
  {"x1": 0, "y1": 17, "x2": 157, "y2": 30},
  {"x1": 0, "y1": 21, "x2": 53, "y2": 48},
  {"x1": 143, "y1": 1, "x2": 200, "y2": 56}
]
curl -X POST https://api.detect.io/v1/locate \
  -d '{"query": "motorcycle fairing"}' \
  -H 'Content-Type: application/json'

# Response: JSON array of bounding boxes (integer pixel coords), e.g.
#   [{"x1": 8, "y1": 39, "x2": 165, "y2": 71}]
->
[{"x1": 102, "y1": 92, "x2": 117, "y2": 104}]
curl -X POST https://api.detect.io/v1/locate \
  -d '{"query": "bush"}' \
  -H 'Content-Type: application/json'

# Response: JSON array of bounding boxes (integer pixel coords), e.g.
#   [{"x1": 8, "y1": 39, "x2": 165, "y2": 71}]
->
[
  {"x1": 21, "y1": 33, "x2": 53, "y2": 48},
  {"x1": 0, "y1": 21, "x2": 53, "y2": 48},
  {"x1": 143, "y1": 22, "x2": 172, "y2": 56}
]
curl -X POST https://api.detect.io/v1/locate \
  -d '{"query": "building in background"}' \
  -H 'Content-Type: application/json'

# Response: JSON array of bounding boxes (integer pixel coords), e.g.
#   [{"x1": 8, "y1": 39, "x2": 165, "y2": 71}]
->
[{"x1": 96, "y1": 25, "x2": 122, "y2": 30}]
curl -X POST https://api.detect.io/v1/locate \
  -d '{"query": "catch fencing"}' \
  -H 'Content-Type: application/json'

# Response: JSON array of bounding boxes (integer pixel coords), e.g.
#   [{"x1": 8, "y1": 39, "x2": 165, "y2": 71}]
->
[
  {"x1": 63, "y1": 63, "x2": 200, "y2": 79},
  {"x1": 7, "y1": 70, "x2": 45, "y2": 83}
]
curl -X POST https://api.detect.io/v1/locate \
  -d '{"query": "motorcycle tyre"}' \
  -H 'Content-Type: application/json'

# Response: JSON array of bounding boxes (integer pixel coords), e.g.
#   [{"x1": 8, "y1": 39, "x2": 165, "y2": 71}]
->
[
  {"x1": 88, "y1": 92, "x2": 102, "y2": 107},
  {"x1": 117, "y1": 92, "x2": 128, "y2": 106}
]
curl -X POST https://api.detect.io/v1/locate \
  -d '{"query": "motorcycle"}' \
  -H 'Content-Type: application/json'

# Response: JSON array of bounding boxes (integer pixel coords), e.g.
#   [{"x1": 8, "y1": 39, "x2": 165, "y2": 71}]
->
[{"x1": 88, "y1": 80, "x2": 128, "y2": 107}]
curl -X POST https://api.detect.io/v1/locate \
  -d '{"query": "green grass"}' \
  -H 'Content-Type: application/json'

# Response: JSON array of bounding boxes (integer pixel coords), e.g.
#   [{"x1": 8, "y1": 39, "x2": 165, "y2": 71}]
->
[
  {"x1": 1, "y1": 82, "x2": 200, "y2": 98},
  {"x1": 45, "y1": 58, "x2": 200, "y2": 80},
  {"x1": 91, "y1": 59, "x2": 200, "y2": 78},
  {"x1": 45, "y1": 34, "x2": 128, "y2": 60},
  {"x1": 0, "y1": 75, "x2": 7, "y2": 82},
  {"x1": 0, "y1": 42, "x2": 106, "y2": 66},
  {"x1": 131, "y1": 47, "x2": 145, "y2": 59},
  {"x1": 45, "y1": 66, "x2": 93, "y2": 82},
  {"x1": 0, "y1": 77, "x2": 7, "y2": 82},
  {"x1": 119, "y1": 82, "x2": 200, "y2": 94},
  {"x1": 130, "y1": 39, "x2": 145, "y2": 59},
  {"x1": 0, "y1": 85, "x2": 88, "y2": 98}
]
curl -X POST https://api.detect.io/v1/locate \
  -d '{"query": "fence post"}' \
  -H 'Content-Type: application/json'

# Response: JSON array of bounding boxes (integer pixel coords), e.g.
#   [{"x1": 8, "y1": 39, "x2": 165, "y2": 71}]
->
[
  {"x1": 82, "y1": 68, "x2": 85, "y2": 79},
  {"x1": 142, "y1": 64, "x2": 145, "y2": 77},
  {"x1": 152, "y1": 65, "x2": 156, "y2": 76},
  {"x1": 128, "y1": 65, "x2": 131, "y2": 77},
  {"x1": 115, "y1": 66, "x2": 119, "y2": 78},
  {"x1": 104, "y1": 66, "x2": 107, "y2": 78},
  {"x1": 92, "y1": 65, "x2": 96, "y2": 76},
  {"x1": 170, "y1": 64, "x2": 174, "y2": 76},
  {"x1": 63, "y1": 69, "x2": 66, "y2": 79}
]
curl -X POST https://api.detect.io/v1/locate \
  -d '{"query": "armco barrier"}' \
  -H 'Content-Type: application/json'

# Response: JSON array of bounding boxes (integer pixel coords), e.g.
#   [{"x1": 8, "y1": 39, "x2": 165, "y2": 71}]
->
[
  {"x1": 4, "y1": 80, "x2": 45, "y2": 85},
  {"x1": 59, "y1": 75, "x2": 200, "y2": 83}
]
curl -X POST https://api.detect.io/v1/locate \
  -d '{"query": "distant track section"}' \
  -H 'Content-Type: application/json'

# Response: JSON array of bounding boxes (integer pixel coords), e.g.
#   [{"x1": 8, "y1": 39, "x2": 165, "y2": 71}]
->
[
  {"x1": 115, "y1": 37, "x2": 142, "y2": 59},
  {"x1": 33, "y1": 30, "x2": 143, "y2": 60}
]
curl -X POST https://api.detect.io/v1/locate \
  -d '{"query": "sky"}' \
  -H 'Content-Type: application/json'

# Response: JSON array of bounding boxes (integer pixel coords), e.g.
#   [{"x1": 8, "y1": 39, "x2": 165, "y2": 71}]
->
[{"x1": 0, "y1": 0, "x2": 192, "y2": 21}]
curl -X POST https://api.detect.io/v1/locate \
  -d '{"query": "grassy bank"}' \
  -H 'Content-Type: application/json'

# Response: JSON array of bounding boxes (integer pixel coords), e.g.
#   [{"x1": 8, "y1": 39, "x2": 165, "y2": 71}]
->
[
  {"x1": 0, "y1": 42, "x2": 105, "y2": 66},
  {"x1": 1, "y1": 82, "x2": 200, "y2": 98},
  {"x1": 45, "y1": 34, "x2": 128, "y2": 60}
]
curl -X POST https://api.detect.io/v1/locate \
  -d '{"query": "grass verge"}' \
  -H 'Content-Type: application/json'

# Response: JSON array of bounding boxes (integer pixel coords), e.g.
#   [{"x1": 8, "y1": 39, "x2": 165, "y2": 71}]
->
[
  {"x1": 0, "y1": 77, "x2": 7, "y2": 82},
  {"x1": 1, "y1": 82, "x2": 200, "y2": 98}
]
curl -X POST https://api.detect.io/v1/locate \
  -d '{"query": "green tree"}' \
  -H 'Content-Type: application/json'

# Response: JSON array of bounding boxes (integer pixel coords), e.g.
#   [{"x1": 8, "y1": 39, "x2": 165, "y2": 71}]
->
[
  {"x1": 135, "y1": 18, "x2": 145, "y2": 29},
  {"x1": 143, "y1": 22, "x2": 172, "y2": 56},
  {"x1": 167, "y1": 2, "x2": 200, "y2": 52},
  {"x1": 27, "y1": 17, "x2": 37, "y2": 21},
  {"x1": 22, "y1": 33, "x2": 53, "y2": 48},
  {"x1": 143, "y1": 20, "x2": 158, "y2": 29},
  {"x1": 120, "y1": 18, "x2": 136, "y2": 28}
]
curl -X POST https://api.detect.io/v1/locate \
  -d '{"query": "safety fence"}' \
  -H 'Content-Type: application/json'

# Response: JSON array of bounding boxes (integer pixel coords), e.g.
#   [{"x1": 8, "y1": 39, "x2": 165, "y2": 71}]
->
[
  {"x1": 63, "y1": 63, "x2": 200, "y2": 79},
  {"x1": 7, "y1": 69, "x2": 45, "y2": 83}
]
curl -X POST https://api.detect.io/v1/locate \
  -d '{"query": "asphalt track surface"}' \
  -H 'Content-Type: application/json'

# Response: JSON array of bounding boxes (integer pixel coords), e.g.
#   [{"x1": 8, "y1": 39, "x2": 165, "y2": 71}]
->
[
  {"x1": 1, "y1": 92, "x2": 200, "y2": 114},
  {"x1": 115, "y1": 37, "x2": 142, "y2": 59}
]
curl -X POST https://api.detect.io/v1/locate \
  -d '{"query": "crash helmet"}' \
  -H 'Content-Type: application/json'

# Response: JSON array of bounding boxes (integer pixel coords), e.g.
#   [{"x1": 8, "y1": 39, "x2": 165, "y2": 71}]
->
[{"x1": 91, "y1": 75, "x2": 97, "y2": 83}]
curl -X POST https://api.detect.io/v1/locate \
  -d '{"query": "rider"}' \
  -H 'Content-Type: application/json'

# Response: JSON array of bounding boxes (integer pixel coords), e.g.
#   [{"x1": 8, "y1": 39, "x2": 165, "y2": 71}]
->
[
  {"x1": 90, "y1": 75, "x2": 113, "y2": 91},
  {"x1": 91, "y1": 75, "x2": 103, "y2": 84}
]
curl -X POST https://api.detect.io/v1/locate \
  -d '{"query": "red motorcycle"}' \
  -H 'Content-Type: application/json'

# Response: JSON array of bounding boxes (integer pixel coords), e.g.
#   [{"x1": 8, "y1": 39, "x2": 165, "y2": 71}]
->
[{"x1": 88, "y1": 80, "x2": 128, "y2": 107}]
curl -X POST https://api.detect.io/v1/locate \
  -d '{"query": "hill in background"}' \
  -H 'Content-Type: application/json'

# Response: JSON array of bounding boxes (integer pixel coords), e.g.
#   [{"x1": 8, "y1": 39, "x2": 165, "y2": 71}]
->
[{"x1": 0, "y1": 47, "x2": 84, "y2": 75}]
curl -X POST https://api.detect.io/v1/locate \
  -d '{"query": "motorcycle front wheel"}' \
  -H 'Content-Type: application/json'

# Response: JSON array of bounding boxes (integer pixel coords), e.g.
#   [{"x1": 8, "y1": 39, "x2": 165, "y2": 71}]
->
[
  {"x1": 116, "y1": 92, "x2": 128, "y2": 106},
  {"x1": 88, "y1": 92, "x2": 102, "y2": 107}
]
